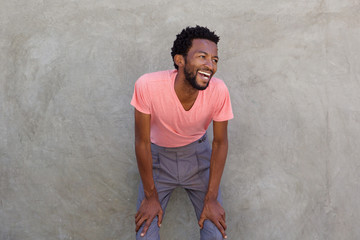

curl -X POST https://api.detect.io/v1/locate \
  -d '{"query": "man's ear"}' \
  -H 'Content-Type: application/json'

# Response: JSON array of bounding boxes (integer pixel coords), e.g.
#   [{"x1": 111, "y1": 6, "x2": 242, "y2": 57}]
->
[{"x1": 174, "y1": 54, "x2": 185, "y2": 68}]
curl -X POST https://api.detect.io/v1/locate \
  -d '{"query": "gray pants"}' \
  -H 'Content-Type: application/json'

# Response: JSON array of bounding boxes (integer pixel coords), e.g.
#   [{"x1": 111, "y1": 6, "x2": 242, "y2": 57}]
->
[{"x1": 136, "y1": 133, "x2": 223, "y2": 240}]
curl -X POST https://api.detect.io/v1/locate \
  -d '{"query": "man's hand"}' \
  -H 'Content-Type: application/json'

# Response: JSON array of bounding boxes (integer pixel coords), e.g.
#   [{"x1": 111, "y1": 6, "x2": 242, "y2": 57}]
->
[
  {"x1": 198, "y1": 198, "x2": 227, "y2": 239},
  {"x1": 135, "y1": 191, "x2": 163, "y2": 237}
]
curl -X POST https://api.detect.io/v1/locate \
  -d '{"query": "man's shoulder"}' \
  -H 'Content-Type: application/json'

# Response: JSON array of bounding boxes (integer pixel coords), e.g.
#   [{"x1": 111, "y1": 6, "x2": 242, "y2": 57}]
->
[
  {"x1": 210, "y1": 76, "x2": 225, "y2": 85},
  {"x1": 138, "y1": 69, "x2": 174, "y2": 83},
  {"x1": 208, "y1": 76, "x2": 228, "y2": 92}
]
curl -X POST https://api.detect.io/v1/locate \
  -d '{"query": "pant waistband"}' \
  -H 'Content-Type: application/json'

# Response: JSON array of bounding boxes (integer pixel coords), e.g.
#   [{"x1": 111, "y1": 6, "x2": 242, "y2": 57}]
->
[{"x1": 151, "y1": 133, "x2": 208, "y2": 153}]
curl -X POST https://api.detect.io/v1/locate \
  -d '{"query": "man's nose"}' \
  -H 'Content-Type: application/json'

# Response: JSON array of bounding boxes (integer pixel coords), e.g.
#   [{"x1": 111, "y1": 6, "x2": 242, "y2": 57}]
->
[{"x1": 204, "y1": 59, "x2": 214, "y2": 71}]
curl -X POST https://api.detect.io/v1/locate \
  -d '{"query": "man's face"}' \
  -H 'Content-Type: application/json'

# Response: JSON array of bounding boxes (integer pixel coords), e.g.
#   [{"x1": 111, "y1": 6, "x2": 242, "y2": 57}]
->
[{"x1": 183, "y1": 39, "x2": 218, "y2": 90}]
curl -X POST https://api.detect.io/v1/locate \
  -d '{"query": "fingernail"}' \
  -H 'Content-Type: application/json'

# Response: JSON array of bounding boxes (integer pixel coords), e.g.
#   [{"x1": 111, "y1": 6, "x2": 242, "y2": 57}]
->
[
  {"x1": 224, "y1": 235, "x2": 227, "y2": 239},
  {"x1": 159, "y1": 224, "x2": 161, "y2": 227},
  {"x1": 141, "y1": 233, "x2": 144, "y2": 237}
]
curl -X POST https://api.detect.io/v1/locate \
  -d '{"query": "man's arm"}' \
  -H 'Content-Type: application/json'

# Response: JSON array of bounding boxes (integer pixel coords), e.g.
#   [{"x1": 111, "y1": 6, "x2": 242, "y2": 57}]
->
[
  {"x1": 198, "y1": 120, "x2": 229, "y2": 239},
  {"x1": 134, "y1": 109, "x2": 163, "y2": 237}
]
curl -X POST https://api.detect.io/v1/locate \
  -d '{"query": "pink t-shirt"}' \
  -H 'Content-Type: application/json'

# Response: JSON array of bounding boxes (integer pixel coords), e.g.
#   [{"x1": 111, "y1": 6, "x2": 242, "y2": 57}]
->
[{"x1": 131, "y1": 69, "x2": 233, "y2": 147}]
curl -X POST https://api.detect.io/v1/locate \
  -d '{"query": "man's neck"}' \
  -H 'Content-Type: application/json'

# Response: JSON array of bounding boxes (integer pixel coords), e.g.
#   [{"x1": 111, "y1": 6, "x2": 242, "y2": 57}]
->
[{"x1": 174, "y1": 71, "x2": 199, "y2": 111}]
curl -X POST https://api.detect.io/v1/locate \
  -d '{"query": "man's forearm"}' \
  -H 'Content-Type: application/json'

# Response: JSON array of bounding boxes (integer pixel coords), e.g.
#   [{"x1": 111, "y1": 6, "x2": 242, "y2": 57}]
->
[
  {"x1": 205, "y1": 138, "x2": 228, "y2": 200},
  {"x1": 135, "y1": 140, "x2": 156, "y2": 198}
]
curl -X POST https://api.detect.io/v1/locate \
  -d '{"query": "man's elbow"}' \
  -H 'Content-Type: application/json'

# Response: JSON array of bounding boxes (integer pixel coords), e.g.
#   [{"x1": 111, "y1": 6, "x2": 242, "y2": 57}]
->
[
  {"x1": 135, "y1": 137, "x2": 151, "y2": 149},
  {"x1": 212, "y1": 137, "x2": 228, "y2": 148}
]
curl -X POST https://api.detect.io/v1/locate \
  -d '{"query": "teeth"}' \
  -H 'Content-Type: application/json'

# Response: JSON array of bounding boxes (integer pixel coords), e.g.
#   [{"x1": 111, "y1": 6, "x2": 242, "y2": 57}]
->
[{"x1": 198, "y1": 71, "x2": 211, "y2": 77}]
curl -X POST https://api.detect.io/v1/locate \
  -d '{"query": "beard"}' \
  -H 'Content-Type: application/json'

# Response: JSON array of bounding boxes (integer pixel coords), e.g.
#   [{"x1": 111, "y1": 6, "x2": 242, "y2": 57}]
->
[{"x1": 183, "y1": 61, "x2": 211, "y2": 91}]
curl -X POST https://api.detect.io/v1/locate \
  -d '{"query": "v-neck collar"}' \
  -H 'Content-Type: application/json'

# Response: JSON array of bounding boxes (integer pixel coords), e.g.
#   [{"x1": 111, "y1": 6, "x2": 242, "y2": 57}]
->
[{"x1": 169, "y1": 70, "x2": 201, "y2": 113}]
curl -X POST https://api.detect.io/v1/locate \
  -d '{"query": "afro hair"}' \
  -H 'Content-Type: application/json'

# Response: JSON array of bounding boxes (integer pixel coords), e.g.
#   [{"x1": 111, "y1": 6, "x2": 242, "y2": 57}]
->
[{"x1": 171, "y1": 25, "x2": 220, "y2": 69}]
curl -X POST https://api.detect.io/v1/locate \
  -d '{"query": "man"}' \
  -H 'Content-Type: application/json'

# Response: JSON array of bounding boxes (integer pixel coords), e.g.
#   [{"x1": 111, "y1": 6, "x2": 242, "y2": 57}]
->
[{"x1": 131, "y1": 25, "x2": 233, "y2": 240}]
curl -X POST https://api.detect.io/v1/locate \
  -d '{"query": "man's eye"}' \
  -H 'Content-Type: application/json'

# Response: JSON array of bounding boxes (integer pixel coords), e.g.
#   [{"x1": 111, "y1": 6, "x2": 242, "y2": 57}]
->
[{"x1": 213, "y1": 59, "x2": 218, "y2": 63}]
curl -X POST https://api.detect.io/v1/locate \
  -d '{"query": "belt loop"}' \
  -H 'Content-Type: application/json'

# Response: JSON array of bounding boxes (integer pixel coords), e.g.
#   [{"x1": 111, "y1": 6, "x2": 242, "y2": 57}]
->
[{"x1": 198, "y1": 133, "x2": 207, "y2": 143}]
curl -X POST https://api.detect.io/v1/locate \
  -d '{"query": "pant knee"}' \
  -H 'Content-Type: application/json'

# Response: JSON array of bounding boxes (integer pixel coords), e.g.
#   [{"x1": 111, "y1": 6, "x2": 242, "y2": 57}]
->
[
  {"x1": 200, "y1": 220, "x2": 223, "y2": 240},
  {"x1": 136, "y1": 217, "x2": 160, "y2": 240}
]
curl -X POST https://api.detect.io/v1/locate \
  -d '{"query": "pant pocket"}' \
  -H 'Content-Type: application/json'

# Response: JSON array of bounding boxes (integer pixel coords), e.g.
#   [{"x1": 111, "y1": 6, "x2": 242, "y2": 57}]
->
[
  {"x1": 151, "y1": 148, "x2": 160, "y2": 180},
  {"x1": 196, "y1": 142, "x2": 211, "y2": 186}
]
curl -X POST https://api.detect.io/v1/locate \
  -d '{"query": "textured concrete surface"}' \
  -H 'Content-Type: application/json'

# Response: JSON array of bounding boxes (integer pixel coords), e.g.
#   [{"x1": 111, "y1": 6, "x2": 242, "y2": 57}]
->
[{"x1": 1, "y1": 0, "x2": 360, "y2": 239}]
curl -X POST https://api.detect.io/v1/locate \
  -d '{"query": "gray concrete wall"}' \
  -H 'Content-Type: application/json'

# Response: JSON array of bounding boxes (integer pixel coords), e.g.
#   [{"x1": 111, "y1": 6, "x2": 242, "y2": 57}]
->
[{"x1": 1, "y1": 0, "x2": 360, "y2": 239}]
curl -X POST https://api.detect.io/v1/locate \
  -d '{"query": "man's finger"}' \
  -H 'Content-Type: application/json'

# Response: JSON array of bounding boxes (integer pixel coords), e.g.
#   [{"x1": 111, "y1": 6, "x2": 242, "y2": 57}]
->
[
  {"x1": 219, "y1": 218, "x2": 227, "y2": 231},
  {"x1": 135, "y1": 216, "x2": 147, "y2": 232},
  {"x1": 141, "y1": 216, "x2": 155, "y2": 237},
  {"x1": 213, "y1": 221, "x2": 226, "y2": 239},
  {"x1": 157, "y1": 210, "x2": 163, "y2": 227},
  {"x1": 198, "y1": 215, "x2": 206, "y2": 229},
  {"x1": 135, "y1": 212, "x2": 143, "y2": 223},
  {"x1": 135, "y1": 199, "x2": 146, "y2": 220}
]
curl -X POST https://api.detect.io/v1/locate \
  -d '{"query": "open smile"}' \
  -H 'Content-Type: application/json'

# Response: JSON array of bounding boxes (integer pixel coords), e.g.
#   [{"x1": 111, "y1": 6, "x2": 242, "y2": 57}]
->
[{"x1": 198, "y1": 70, "x2": 212, "y2": 80}]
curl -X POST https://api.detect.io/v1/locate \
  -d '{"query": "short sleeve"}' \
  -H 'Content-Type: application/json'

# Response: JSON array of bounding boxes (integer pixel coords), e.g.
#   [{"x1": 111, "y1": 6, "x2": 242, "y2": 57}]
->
[
  {"x1": 212, "y1": 83, "x2": 234, "y2": 122},
  {"x1": 130, "y1": 76, "x2": 151, "y2": 114}
]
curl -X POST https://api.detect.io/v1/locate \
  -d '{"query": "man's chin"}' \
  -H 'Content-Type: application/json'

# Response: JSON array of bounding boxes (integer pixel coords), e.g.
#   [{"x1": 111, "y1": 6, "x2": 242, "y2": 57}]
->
[
  {"x1": 185, "y1": 74, "x2": 210, "y2": 90},
  {"x1": 195, "y1": 78, "x2": 210, "y2": 90},
  {"x1": 194, "y1": 82, "x2": 209, "y2": 91}
]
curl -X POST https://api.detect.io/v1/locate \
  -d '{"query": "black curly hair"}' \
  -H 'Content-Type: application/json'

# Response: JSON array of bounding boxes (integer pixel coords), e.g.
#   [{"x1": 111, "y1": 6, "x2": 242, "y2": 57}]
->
[{"x1": 171, "y1": 25, "x2": 220, "y2": 70}]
